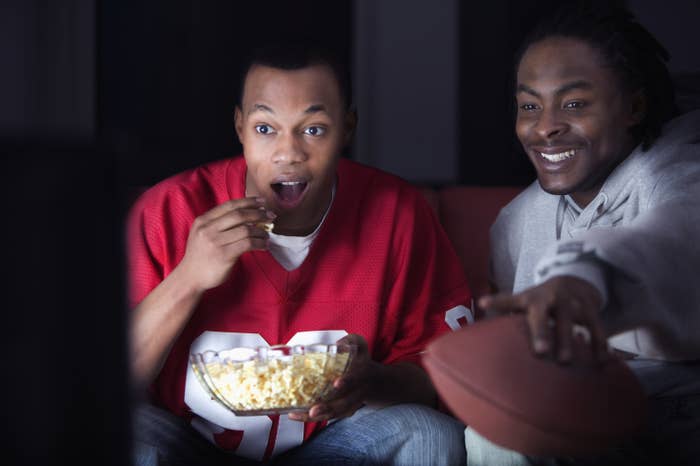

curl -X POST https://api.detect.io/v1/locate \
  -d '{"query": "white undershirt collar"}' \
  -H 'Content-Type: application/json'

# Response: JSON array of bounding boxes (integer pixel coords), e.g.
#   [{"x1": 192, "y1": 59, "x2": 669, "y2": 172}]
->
[{"x1": 266, "y1": 185, "x2": 335, "y2": 271}]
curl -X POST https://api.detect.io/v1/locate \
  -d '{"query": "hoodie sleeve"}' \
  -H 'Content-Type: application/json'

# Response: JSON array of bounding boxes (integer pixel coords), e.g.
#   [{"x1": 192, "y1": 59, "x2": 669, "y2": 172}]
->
[{"x1": 534, "y1": 145, "x2": 700, "y2": 361}]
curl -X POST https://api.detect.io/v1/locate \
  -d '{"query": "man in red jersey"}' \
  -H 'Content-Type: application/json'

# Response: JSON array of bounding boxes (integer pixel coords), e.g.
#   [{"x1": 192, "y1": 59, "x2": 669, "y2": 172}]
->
[{"x1": 127, "y1": 43, "x2": 472, "y2": 465}]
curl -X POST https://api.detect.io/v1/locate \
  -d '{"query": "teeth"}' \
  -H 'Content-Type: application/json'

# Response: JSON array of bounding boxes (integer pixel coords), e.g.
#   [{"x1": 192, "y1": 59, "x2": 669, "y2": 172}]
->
[
  {"x1": 540, "y1": 150, "x2": 575, "y2": 162},
  {"x1": 279, "y1": 181, "x2": 302, "y2": 186}
]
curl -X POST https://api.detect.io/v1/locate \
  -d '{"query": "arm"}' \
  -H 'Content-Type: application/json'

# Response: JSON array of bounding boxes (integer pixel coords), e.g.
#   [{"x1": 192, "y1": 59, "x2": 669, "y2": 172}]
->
[
  {"x1": 129, "y1": 197, "x2": 275, "y2": 387},
  {"x1": 481, "y1": 162, "x2": 700, "y2": 361}
]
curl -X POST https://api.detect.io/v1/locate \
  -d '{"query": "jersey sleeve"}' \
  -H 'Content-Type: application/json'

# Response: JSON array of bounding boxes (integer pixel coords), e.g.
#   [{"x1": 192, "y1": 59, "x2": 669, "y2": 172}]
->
[
  {"x1": 126, "y1": 185, "x2": 197, "y2": 310},
  {"x1": 381, "y1": 186, "x2": 472, "y2": 366},
  {"x1": 126, "y1": 192, "x2": 166, "y2": 309}
]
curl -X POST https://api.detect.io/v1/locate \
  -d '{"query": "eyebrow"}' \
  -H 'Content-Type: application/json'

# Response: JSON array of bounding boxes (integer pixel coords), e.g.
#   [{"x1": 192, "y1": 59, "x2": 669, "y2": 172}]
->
[
  {"x1": 248, "y1": 103, "x2": 274, "y2": 116},
  {"x1": 516, "y1": 80, "x2": 593, "y2": 97},
  {"x1": 247, "y1": 103, "x2": 329, "y2": 116},
  {"x1": 305, "y1": 104, "x2": 328, "y2": 114}
]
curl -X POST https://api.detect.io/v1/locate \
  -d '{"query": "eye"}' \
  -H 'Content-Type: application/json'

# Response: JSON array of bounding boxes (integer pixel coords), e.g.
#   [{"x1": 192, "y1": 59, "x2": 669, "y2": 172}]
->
[
  {"x1": 564, "y1": 101, "x2": 586, "y2": 110},
  {"x1": 519, "y1": 103, "x2": 539, "y2": 112},
  {"x1": 303, "y1": 126, "x2": 326, "y2": 137},
  {"x1": 254, "y1": 124, "x2": 275, "y2": 135}
]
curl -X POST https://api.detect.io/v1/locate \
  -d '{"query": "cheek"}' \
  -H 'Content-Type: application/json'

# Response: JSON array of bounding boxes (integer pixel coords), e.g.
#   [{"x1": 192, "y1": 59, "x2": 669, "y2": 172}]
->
[{"x1": 515, "y1": 118, "x2": 532, "y2": 143}]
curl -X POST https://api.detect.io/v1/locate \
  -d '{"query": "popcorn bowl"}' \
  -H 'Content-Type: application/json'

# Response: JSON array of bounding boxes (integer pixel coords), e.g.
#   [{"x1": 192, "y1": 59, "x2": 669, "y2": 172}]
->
[{"x1": 190, "y1": 342, "x2": 355, "y2": 416}]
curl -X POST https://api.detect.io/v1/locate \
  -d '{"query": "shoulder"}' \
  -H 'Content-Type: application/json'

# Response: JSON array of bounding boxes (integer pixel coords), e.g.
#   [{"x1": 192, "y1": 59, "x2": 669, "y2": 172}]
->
[
  {"x1": 336, "y1": 158, "x2": 429, "y2": 211},
  {"x1": 630, "y1": 110, "x2": 700, "y2": 203},
  {"x1": 133, "y1": 157, "x2": 240, "y2": 216},
  {"x1": 493, "y1": 181, "x2": 544, "y2": 232},
  {"x1": 333, "y1": 159, "x2": 441, "y2": 249},
  {"x1": 128, "y1": 157, "x2": 243, "y2": 237}
]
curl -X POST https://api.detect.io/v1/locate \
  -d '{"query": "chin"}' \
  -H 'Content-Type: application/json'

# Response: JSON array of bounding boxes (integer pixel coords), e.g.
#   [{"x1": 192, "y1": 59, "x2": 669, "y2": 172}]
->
[
  {"x1": 537, "y1": 176, "x2": 574, "y2": 195},
  {"x1": 537, "y1": 178, "x2": 574, "y2": 196}
]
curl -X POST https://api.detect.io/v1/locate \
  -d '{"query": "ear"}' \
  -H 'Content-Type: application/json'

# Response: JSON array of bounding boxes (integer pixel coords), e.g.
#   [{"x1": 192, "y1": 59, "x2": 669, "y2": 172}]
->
[
  {"x1": 234, "y1": 106, "x2": 244, "y2": 142},
  {"x1": 627, "y1": 89, "x2": 647, "y2": 128},
  {"x1": 343, "y1": 108, "x2": 358, "y2": 146}
]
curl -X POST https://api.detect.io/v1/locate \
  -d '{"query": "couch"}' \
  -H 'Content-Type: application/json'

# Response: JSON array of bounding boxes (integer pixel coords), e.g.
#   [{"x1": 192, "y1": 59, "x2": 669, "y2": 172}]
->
[{"x1": 419, "y1": 185, "x2": 523, "y2": 312}]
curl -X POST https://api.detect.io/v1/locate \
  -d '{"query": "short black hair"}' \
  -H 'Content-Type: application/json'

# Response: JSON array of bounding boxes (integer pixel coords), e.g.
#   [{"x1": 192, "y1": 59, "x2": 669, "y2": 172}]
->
[
  {"x1": 514, "y1": 0, "x2": 678, "y2": 150},
  {"x1": 236, "y1": 40, "x2": 353, "y2": 111}
]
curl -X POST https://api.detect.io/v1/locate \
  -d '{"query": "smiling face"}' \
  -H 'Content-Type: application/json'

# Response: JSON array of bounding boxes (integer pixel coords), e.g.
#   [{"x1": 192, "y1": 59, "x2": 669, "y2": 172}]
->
[
  {"x1": 236, "y1": 64, "x2": 353, "y2": 236},
  {"x1": 515, "y1": 37, "x2": 644, "y2": 207}
]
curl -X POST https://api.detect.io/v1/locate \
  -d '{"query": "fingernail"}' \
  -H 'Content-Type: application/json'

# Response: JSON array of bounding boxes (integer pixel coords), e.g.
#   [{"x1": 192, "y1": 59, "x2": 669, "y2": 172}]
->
[
  {"x1": 255, "y1": 197, "x2": 266, "y2": 204},
  {"x1": 266, "y1": 210, "x2": 276, "y2": 219}
]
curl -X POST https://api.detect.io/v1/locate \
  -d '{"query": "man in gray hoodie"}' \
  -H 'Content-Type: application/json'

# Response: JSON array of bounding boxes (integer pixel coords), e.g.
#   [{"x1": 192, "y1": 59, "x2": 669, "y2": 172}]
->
[{"x1": 468, "y1": 2, "x2": 700, "y2": 465}]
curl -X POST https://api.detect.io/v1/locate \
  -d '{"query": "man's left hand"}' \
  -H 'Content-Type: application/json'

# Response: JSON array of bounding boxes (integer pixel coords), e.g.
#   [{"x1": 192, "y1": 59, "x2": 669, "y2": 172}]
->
[{"x1": 288, "y1": 334, "x2": 376, "y2": 422}]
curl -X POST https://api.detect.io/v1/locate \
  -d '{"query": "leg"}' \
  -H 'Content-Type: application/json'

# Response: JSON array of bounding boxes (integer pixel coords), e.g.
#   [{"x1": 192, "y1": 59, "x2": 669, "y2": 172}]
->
[
  {"x1": 133, "y1": 402, "x2": 257, "y2": 466},
  {"x1": 465, "y1": 427, "x2": 535, "y2": 466},
  {"x1": 275, "y1": 404, "x2": 466, "y2": 466}
]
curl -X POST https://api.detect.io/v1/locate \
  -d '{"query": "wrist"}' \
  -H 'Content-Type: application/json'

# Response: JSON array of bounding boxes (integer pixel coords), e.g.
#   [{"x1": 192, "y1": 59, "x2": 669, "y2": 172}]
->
[{"x1": 169, "y1": 262, "x2": 207, "y2": 302}]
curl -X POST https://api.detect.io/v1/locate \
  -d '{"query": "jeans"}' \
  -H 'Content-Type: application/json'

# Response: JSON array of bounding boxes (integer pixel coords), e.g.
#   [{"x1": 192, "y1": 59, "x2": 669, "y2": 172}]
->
[
  {"x1": 464, "y1": 393, "x2": 700, "y2": 466},
  {"x1": 134, "y1": 403, "x2": 466, "y2": 466},
  {"x1": 277, "y1": 404, "x2": 466, "y2": 465},
  {"x1": 133, "y1": 402, "x2": 257, "y2": 466}
]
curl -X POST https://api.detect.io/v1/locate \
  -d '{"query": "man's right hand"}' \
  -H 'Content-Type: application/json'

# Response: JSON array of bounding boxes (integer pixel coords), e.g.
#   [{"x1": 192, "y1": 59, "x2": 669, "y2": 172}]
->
[{"x1": 177, "y1": 196, "x2": 275, "y2": 292}]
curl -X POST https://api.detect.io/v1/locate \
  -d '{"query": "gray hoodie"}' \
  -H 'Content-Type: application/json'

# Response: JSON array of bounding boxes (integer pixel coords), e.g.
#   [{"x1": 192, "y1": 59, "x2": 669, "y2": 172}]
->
[{"x1": 490, "y1": 109, "x2": 700, "y2": 392}]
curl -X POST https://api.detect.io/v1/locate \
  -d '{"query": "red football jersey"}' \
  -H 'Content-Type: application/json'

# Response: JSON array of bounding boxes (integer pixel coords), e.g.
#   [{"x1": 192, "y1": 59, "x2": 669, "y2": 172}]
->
[{"x1": 127, "y1": 156, "x2": 471, "y2": 460}]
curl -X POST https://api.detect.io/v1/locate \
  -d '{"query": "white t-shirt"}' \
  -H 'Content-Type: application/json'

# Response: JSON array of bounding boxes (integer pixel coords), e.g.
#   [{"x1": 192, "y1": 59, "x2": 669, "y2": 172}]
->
[{"x1": 266, "y1": 187, "x2": 334, "y2": 271}]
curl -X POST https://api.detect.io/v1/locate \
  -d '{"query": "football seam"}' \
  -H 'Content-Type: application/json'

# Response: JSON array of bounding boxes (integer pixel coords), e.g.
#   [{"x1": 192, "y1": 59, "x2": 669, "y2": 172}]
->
[{"x1": 426, "y1": 353, "x2": 615, "y2": 442}]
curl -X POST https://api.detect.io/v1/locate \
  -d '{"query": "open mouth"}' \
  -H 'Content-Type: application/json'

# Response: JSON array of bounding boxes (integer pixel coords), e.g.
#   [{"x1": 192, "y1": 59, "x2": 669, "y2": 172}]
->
[{"x1": 270, "y1": 180, "x2": 308, "y2": 208}]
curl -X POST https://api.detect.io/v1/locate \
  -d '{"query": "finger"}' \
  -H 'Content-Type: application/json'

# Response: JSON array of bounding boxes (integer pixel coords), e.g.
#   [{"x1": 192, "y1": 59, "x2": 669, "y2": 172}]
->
[
  {"x1": 478, "y1": 292, "x2": 524, "y2": 314},
  {"x1": 555, "y1": 310, "x2": 574, "y2": 364},
  {"x1": 197, "y1": 197, "x2": 266, "y2": 224},
  {"x1": 313, "y1": 392, "x2": 365, "y2": 420},
  {"x1": 586, "y1": 314, "x2": 609, "y2": 364},
  {"x1": 336, "y1": 334, "x2": 368, "y2": 356},
  {"x1": 526, "y1": 303, "x2": 552, "y2": 357},
  {"x1": 306, "y1": 402, "x2": 332, "y2": 421},
  {"x1": 213, "y1": 224, "x2": 269, "y2": 247},
  {"x1": 221, "y1": 236, "x2": 268, "y2": 258},
  {"x1": 287, "y1": 411, "x2": 310, "y2": 422},
  {"x1": 208, "y1": 207, "x2": 276, "y2": 233}
]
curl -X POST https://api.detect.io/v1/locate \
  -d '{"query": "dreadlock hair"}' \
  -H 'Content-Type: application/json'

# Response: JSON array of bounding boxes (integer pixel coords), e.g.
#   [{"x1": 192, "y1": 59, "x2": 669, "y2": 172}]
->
[{"x1": 514, "y1": 0, "x2": 678, "y2": 150}]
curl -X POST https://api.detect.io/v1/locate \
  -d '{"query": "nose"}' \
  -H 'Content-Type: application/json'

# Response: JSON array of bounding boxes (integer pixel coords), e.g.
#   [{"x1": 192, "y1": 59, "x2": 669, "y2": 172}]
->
[
  {"x1": 272, "y1": 132, "x2": 307, "y2": 165},
  {"x1": 533, "y1": 108, "x2": 568, "y2": 140}
]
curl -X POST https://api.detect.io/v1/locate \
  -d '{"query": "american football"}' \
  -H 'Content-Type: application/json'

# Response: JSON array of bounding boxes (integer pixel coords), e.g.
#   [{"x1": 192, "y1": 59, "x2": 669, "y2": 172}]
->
[{"x1": 423, "y1": 314, "x2": 648, "y2": 457}]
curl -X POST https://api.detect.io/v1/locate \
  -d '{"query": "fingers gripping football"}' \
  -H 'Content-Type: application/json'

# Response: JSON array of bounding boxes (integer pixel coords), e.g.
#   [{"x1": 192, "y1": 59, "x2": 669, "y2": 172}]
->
[{"x1": 479, "y1": 276, "x2": 608, "y2": 363}]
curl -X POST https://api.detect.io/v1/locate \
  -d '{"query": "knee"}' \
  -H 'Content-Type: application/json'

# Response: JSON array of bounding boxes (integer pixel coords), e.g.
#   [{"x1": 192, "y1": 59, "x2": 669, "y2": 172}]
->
[
  {"x1": 465, "y1": 426, "x2": 528, "y2": 466},
  {"x1": 378, "y1": 404, "x2": 466, "y2": 465}
]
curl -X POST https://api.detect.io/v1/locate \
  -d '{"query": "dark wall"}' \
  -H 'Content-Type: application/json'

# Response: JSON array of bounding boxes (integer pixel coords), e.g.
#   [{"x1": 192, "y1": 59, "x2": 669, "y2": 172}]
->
[
  {"x1": 101, "y1": 0, "x2": 353, "y2": 189},
  {"x1": 1, "y1": 3, "x2": 128, "y2": 466},
  {"x1": 458, "y1": 0, "x2": 559, "y2": 187}
]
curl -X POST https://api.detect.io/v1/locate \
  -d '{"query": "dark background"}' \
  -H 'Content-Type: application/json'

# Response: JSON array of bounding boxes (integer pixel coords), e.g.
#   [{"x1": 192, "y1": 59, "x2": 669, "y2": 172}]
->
[{"x1": 1, "y1": 1, "x2": 697, "y2": 464}]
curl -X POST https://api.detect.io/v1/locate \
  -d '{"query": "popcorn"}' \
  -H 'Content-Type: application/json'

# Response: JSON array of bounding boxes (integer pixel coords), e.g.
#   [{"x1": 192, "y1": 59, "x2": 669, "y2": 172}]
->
[
  {"x1": 255, "y1": 222, "x2": 274, "y2": 233},
  {"x1": 197, "y1": 350, "x2": 350, "y2": 412}
]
